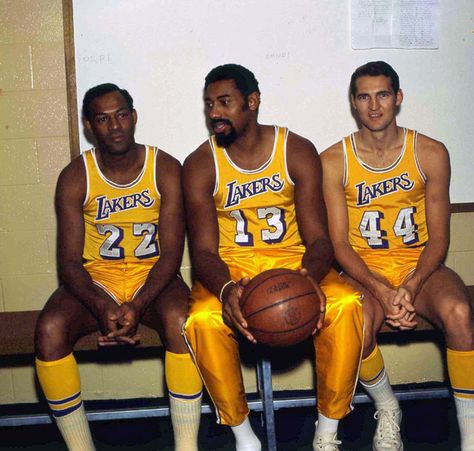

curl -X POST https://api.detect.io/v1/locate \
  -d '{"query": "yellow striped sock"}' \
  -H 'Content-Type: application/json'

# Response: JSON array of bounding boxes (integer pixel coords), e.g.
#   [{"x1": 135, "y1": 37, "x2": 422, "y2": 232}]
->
[
  {"x1": 360, "y1": 346, "x2": 398, "y2": 410},
  {"x1": 36, "y1": 353, "x2": 83, "y2": 416},
  {"x1": 36, "y1": 353, "x2": 94, "y2": 450},
  {"x1": 165, "y1": 351, "x2": 203, "y2": 398},
  {"x1": 448, "y1": 348, "x2": 474, "y2": 400},
  {"x1": 166, "y1": 352, "x2": 202, "y2": 451},
  {"x1": 360, "y1": 345, "x2": 385, "y2": 386}
]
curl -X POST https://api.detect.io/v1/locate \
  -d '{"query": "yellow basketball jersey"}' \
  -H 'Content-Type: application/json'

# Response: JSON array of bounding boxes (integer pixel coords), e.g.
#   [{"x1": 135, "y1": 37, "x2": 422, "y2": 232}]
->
[
  {"x1": 212, "y1": 126, "x2": 304, "y2": 253},
  {"x1": 344, "y1": 128, "x2": 428, "y2": 252},
  {"x1": 82, "y1": 145, "x2": 161, "y2": 266}
]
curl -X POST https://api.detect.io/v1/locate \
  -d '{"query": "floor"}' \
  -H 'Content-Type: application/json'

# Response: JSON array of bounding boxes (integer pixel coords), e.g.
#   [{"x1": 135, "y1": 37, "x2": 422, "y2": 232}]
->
[{"x1": 0, "y1": 396, "x2": 460, "y2": 450}]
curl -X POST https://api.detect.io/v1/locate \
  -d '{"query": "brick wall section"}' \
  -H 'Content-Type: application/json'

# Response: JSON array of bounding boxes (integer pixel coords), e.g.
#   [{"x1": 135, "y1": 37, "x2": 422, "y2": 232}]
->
[
  {"x1": 0, "y1": 0, "x2": 70, "y2": 314},
  {"x1": 0, "y1": 0, "x2": 70, "y2": 403}
]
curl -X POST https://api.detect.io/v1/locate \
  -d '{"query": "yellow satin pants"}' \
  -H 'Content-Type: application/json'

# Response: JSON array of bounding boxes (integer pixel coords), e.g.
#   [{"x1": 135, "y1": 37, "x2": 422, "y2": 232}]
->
[{"x1": 184, "y1": 248, "x2": 364, "y2": 425}]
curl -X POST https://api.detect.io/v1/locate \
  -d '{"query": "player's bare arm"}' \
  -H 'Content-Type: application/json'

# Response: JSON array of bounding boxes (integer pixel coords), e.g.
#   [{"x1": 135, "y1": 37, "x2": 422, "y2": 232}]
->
[
  {"x1": 106, "y1": 150, "x2": 186, "y2": 342},
  {"x1": 288, "y1": 133, "x2": 333, "y2": 280},
  {"x1": 396, "y1": 135, "x2": 451, "y2": 302},
  {"x1": 321, "y1": 143, "x2": 415, "y2": 328},
  {"x1": 55, "y1": 157, "x2": 129, "y2": 340},
  {"x1": 286, "y1": 132, "x2": 332, "y2": 328},
  {"x1": 183, "y1": 144, "x2": 255, "y2": 342}
]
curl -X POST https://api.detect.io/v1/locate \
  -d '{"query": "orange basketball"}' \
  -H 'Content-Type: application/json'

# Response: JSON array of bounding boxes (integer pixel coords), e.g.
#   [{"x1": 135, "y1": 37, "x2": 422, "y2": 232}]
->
[{"x1": 240, "y1": 268, "x2": 321, "y2": 347}]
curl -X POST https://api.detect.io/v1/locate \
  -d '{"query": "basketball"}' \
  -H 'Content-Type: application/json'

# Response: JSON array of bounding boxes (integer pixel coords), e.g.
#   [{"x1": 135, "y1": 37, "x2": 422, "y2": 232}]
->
[{"x1": 240, "y1": 268, "x2": 321, "y2": 347}]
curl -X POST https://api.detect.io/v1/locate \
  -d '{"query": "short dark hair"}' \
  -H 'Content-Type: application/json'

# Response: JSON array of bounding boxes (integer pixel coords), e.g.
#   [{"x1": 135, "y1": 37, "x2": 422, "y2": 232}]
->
[
  {"x1": 82, "y1": 83, "x2": 134, "y2": 120},
  {"x1": 204, "y1": 64, "x2": 260, "y2": 97},
  {"x1": 350, "y1": 61, "x2": 400, "y2": 97}
]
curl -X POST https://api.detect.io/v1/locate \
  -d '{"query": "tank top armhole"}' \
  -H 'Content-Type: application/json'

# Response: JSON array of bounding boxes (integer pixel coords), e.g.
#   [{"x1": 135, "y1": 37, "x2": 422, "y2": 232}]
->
[
  {"x1": 342, "y1": 137, "x2": 349, "y2": 188},
  {"x1": 152, "y1": 146, "x2": 161, "y2": 198},
  {"x1": 82, "y1": 150, "x2": 91, "y2": 207},
  {"x1": 209, "y1": 137, "x2": 219, "y2": 196},
  {"x1": 282, "y1": 127, "x2": 295, "y2": 186},
  {"x1": 412, "y1": 130, "x2": 427, "y2": 183}
]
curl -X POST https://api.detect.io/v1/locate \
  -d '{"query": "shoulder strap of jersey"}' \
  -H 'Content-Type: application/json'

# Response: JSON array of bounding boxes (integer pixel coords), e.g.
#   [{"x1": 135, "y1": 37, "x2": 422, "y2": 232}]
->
[
  {"x1": 148, "y1": 145, "x2": 161, "y2": 197},
  {"x1": 342, "y1": 135, "x2": 356, "y2": 187},
  {"x1": 82, "y1": 149, "x2": 95, "y2": 206},
  {"x1": 208, "y1": 136, "x2": 221, "y2": 196},
  {"x1": 405, "y1": 128, "x2": 426, "y2": 183},
  {"x1": 277, "y1": 126, "x2": 296, "y2": 185}
]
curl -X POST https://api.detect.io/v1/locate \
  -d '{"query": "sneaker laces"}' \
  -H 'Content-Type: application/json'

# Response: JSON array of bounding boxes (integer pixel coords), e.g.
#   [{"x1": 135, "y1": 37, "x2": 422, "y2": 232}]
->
[
  {"x1": 374, "y1": 408, "x2": 402, "y2": 448},
  {"x1": 313, "y1": 433, "x2": 342, "y2": 450}
]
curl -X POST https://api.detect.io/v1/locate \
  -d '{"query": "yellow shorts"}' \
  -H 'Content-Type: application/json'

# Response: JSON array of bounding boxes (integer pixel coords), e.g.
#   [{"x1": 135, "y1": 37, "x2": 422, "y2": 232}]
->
[
  {"x1": 184, "y1": 248, "x2": 363, "y2": 424},
  {"x1": 84, "y1": 260, "x2": 155, "y2": 304},
  {"x1": 358, "y1": 247, "x2": 423, "y2": 287}
]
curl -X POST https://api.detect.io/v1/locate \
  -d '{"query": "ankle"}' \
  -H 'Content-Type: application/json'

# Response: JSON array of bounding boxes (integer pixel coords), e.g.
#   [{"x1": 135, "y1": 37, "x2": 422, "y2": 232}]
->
[{"x1": 231, "y1": 418, "x2": 261, "y2": 451}]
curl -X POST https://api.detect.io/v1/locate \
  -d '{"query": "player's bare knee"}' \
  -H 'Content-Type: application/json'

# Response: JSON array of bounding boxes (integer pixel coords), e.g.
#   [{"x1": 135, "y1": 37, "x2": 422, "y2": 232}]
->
[
  {"x1": 158, "y1": 314, "x2": 187, "y2": 350},
  {"x1": 34, "y1": 312, "x2": 71, "y2": 360},
  {"x1": 362, "y1": 323, "x2": 377, "y2": 355},
  {"x1": 158, "y1": 300, "x2": 185, "y2": 325},
  {"x1": 441, "y1": 297, "x2": 474, "y2": 337}
]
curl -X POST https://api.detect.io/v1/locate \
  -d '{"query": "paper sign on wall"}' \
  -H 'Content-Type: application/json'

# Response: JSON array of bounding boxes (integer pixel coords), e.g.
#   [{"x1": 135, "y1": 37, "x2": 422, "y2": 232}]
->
[{"x1": 351, "y1": 0, "x2": 440, "y2": 49}]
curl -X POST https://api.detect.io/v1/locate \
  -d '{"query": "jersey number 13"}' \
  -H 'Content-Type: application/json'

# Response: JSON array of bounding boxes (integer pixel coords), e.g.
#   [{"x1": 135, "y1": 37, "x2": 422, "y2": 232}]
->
[{"x1": 230, "y1": 207, "x2": 287, "y2": 246}]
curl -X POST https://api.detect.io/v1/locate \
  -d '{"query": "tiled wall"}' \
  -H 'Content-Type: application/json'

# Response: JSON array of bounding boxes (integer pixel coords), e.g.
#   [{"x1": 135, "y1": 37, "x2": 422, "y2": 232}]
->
[
  {"x1": 0, "y1": 0, "x2": 70, "y2": 316},
  {"x1": 0, "y1": 0, "x2": 473, "y2": 404}
]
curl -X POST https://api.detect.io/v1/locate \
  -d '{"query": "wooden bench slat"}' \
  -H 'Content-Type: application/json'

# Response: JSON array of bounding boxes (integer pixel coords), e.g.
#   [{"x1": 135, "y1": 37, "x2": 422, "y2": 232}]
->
[
  {"x1": 0, "y1": 311, "x2": 161, "y2": 356},
  {"x1": 1, "y1": 286, "x2": 472, "y2": 355}
]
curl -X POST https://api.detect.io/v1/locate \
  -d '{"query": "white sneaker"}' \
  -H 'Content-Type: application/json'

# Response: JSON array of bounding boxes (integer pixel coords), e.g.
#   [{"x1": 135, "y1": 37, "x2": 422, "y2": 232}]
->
[
  {"x1": 313, "y1": 431, "x2": 342, "y2": 450},
  {"x1": 373, "y1": 408, "x2": 403, "y2": 450}
]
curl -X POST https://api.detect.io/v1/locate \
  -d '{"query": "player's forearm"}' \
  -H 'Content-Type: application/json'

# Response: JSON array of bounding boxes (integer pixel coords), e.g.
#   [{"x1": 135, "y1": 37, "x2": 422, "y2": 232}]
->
[
  {"x1": 302, "y1": 237, "x2": 334, "y2": 282},
  {"x1": 131, "y1": 255, "x2": 181, "y2": 312},
  {"x1": 59, "y1": 261, "x2": 110, "y2": 315},
  {"x1": 334, "y1": 243, "x2": 388, "y2": 298},
  {"x1": 404, "y1": 240, "x2": 448, "y2": 293},
  {"x1": 192, "y1": 249, "x2": 232, "y2": 299}
]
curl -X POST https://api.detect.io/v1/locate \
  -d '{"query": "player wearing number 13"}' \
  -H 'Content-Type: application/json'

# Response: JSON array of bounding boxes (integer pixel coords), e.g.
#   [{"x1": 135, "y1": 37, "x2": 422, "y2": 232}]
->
[
  {"x1": 34, "y1": 84, "x2": 202, "y2": 450},
  {"x1": 321, "y1": 61, "x2": 474, "y2": 450},
  {"x1": 183, "y1": 64, "x2": 364, "y2": 450}
]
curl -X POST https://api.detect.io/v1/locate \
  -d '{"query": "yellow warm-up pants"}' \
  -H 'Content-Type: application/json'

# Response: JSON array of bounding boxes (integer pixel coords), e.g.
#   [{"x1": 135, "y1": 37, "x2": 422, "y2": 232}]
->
[{"x1": 184, "y1": 248, "x2": 364, "y2": 425}]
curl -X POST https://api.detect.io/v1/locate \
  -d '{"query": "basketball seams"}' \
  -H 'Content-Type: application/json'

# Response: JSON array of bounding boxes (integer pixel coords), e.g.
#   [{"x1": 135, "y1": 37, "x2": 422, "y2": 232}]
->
[
  {"x1": 243, "y1": 292, "x2": 317, "y2": 319},
  {"x1": 240, "y1": 268, "x2": 321, "y2": 346},
  {"x1": 239, "y1": 269, "x2": 303, "y2": 310},
  {"x1": 247, "y1": 312, "x2": 320, "y2": 335}
]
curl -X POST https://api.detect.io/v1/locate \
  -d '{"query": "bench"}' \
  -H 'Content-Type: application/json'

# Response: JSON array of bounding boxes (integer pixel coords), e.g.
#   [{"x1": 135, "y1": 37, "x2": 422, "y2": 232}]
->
[
  {"x1": 0, "y1": 310, "x2": 278, "y2": 448},
  {"x1": 1, "y1": 286, "x2": 473, "y2": 451}
]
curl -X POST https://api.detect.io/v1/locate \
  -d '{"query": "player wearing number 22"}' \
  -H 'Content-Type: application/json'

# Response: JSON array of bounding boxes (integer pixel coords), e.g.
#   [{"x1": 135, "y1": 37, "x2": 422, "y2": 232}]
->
[
  {"x1": 183, "y1": 64, "x2": 364, "y2": 450},
  {"x1": 321, "y1": 61, "x2": 474, "y2": 451},
  {"x1": 34, "y1": 84, "x2": 202, "y2": 451}
]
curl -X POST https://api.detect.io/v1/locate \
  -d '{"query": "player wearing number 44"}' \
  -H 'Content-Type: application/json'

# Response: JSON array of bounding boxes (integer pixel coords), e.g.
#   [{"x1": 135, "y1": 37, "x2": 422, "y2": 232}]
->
[
  {"x1": 182, "y1": 63, "x2": 364, "y2": 450},
  {"x1": 321, "y1": 61, "x2": 474, "y2": 451},
  {"x1": 34, "y1": 84, "x2": 203, "y2": 451}
]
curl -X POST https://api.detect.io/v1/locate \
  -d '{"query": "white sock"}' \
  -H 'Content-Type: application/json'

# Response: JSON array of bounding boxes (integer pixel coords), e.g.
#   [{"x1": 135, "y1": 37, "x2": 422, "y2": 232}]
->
[
  {"x1": 315, "y1": 414, "x2": 339, "y2": 435},
  {"x1": 231, "y1": 417, "x2": 261, "y2": 451},
  {"x1": 361, "y1": 372, "x2": 399, "y2": 411},
  {"x1": 454, "y1": 396, "x2": 474, "y2": 451},
  {"x1": 55, "y1": 403, "x2": 95, "y2": 451},
  {"x1": 169, "y1": 393, "x2": 201, "y2": 451}
]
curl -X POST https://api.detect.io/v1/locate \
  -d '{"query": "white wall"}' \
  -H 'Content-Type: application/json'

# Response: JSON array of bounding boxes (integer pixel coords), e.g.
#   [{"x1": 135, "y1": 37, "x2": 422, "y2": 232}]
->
[{"x1": 73, "y1": 0, "x2": 474, "y2": 202}]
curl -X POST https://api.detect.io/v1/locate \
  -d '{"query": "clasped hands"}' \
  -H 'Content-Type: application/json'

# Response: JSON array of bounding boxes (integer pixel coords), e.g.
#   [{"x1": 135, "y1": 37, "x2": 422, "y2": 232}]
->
[
  {"x1": 379, "y1": 284, "x2": 418, "y2": 331},
  {"x1": 96, "y1": 301, "x2": 143, "y2": 347}
]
